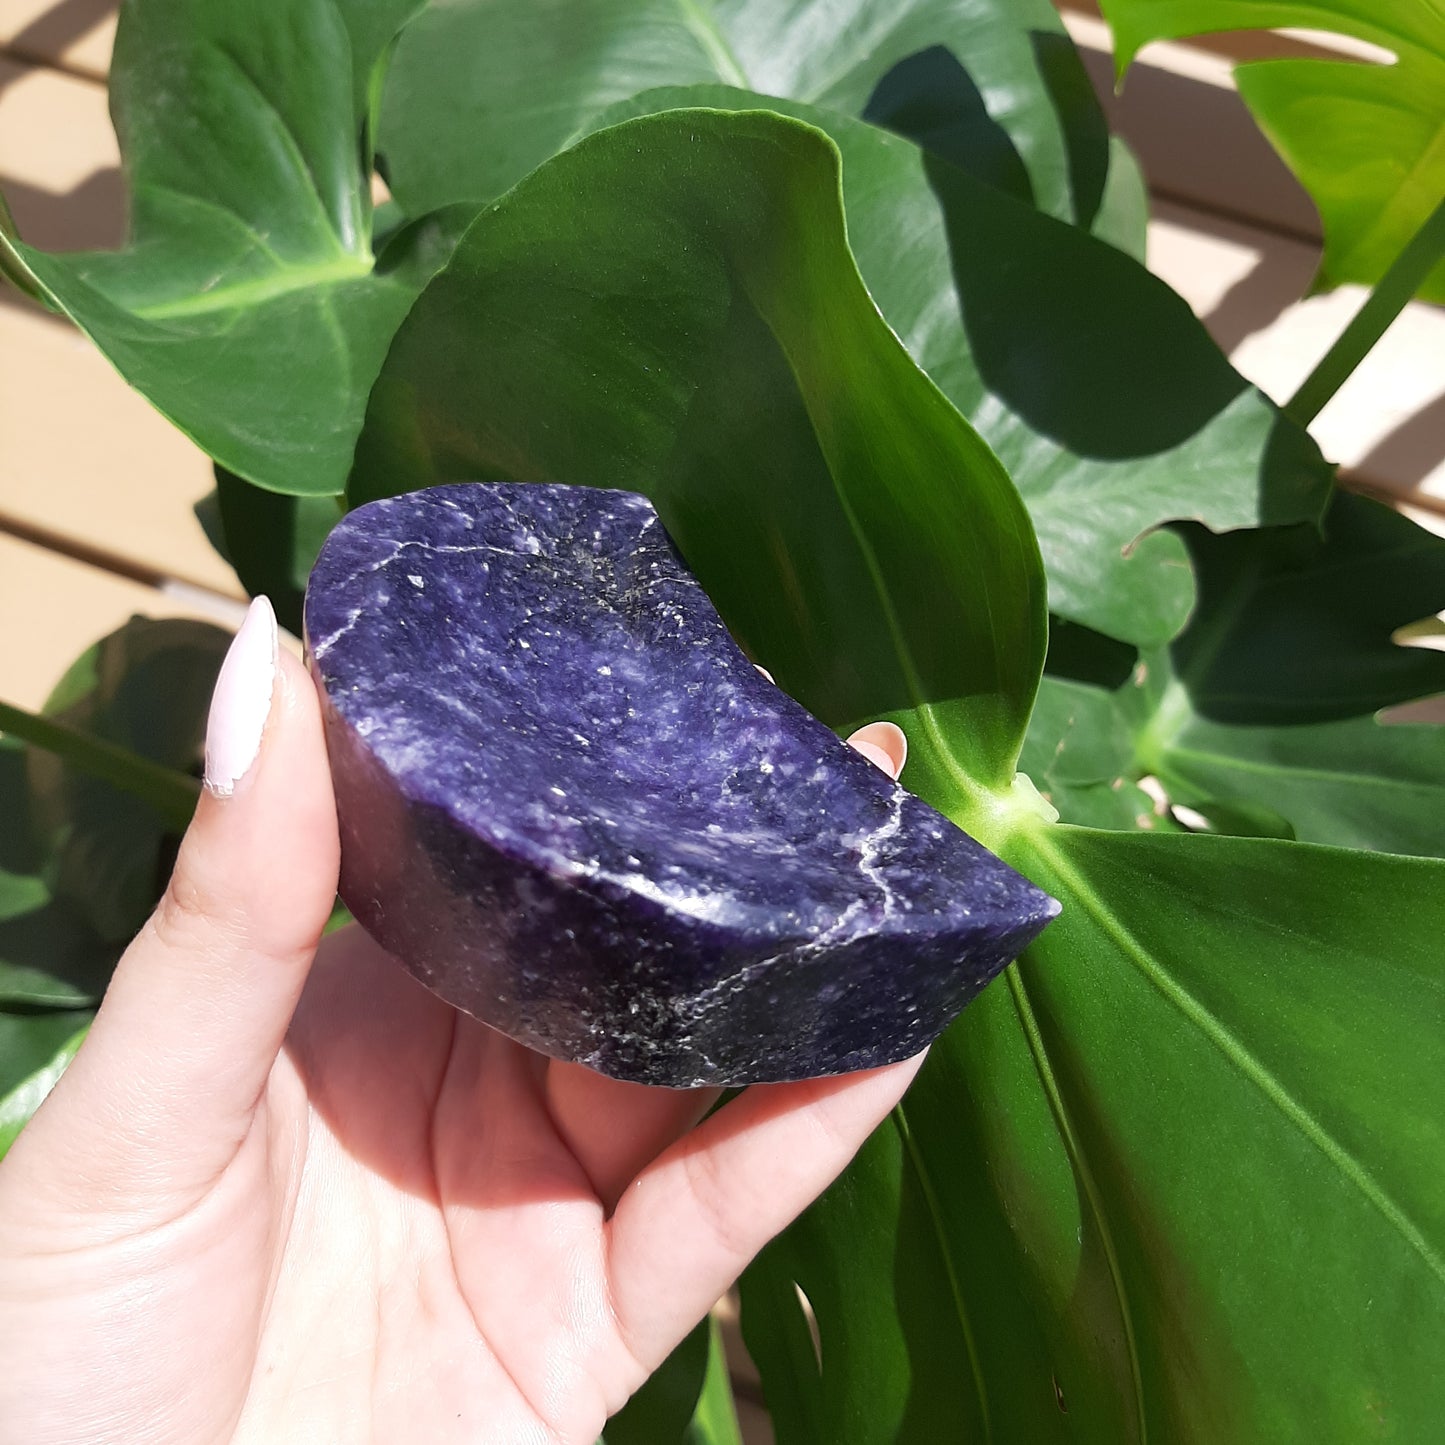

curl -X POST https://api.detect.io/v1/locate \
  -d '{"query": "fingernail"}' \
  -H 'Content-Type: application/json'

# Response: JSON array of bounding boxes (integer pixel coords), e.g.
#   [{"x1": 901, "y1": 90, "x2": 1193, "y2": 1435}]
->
[
  {"x1": 847, "y1": 721, "x2": 908, "y2": 781},
  {"x1": 204, "y1": 597, "x2": 278, "y2": 797}
]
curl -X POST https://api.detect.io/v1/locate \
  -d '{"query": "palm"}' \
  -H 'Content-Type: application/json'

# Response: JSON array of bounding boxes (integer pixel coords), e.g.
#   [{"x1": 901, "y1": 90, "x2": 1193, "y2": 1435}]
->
[
  {"x1": 237, "y1": 927, "x2": 692, "y2": 1443},
  {"x1": 207, "y1": 926, "x2": 911, "y2": 1445}
]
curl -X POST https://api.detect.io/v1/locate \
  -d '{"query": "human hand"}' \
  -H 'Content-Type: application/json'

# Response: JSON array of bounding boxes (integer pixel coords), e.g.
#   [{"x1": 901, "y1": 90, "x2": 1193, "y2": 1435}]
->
[{"x1": 0, "y1": 598, "x2": 922, "y2": 1444}]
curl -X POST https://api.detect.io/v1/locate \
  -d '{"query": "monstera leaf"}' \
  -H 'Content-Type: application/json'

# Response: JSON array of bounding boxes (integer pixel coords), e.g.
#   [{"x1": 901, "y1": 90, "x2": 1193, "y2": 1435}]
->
[
  {"x1": 744, "y1": 828, "x2": 1445, "y2": 1443},
  {"x1": 353, "y1": 108, "x2": 1048, "y2": 795},
  {"x1": 0, "y1": 0, "x2": 470, "y2": 496},
  {"x1": 1019, "y1": 492, "x2": 1445, "y2": 853},
  {"x1": 1100, "y1": 0, "x2": 1445, "y2": 301},
  {"x1": 380, "y1": 81, "x2": 1330, "y2": 647},
  {"x1": 377, "y1": 0, "x2": 1114, "y2": 229}
]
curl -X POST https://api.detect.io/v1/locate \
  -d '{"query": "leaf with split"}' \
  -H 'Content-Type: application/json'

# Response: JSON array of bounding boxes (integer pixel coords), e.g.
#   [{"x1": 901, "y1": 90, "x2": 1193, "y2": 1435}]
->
[
  {"x1": 1173, "y1": 492, "x2": 1445, "y2": 725},
  {"x1": 1126, "y1": 650, "x2": 1445, "y2": 857},
  {"x1": 1099, "y1": 0, "x2": 1445, "y2": 301},
  {"x1": 747, "y1": 827, "x2": 1445, "y2": 1441},
  {"x1": 1019, "y1": 675, "x2": 1162, "y2": 832},
  {"x1": 1020, "y1": 492, "x2": 1445, "y2": 852},
  {"x1": 741, "y1": 1121, "x2": 1004, "y2": 1442},
  {"x1": 581, "y1": 84, "x2": 1331, "y2": 647},
  {"x1": 0, "y1": 0, "x2": 472, "y2": 497},
  {"x1": 378, "y1": 0, "x2": 1114, "y2": 230},
  {"x1": 353, "y1": 108, "x2": 1047, "y2": 797}
]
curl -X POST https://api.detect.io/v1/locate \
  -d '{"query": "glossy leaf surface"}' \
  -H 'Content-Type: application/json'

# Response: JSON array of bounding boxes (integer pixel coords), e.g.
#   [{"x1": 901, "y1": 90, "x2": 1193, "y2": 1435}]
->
[
  {"x1": 379, "y1": 0, "x2": 1109, "y2": 227},
  {"x1": 0, "y1": 0, "x2": 470, "y2": 496},
  {"x1": 1100, "y1": 0, "x2": 1445, "y2": 300},
  {"x1": 353, "y1": 109, "x2": 1045, "y2": 793},
  {"x1": 1127, "y1": 652, "x2": 1445, "y2": 856},
  {"x1": 1173, "y1": 493, "x2": 1445, "y2": 725},
  {"x1": 586, "y1": 83, "x2": 1330, "y2": 646},
  {"x1": 748, "y1": 826, "x2": 1445, "y2": 1441}
]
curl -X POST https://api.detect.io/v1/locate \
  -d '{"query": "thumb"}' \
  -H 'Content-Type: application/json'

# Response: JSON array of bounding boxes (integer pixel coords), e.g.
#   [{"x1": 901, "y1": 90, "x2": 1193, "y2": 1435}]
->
[{"x1": 17, "y1": 597, "x2": 339, "y2": 1199}]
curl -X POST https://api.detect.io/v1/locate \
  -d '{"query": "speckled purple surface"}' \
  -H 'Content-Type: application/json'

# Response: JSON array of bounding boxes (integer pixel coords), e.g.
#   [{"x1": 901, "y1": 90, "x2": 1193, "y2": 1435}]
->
[{"x1": 305, "y1": 483, "x2": 1058, "y2": 1085}]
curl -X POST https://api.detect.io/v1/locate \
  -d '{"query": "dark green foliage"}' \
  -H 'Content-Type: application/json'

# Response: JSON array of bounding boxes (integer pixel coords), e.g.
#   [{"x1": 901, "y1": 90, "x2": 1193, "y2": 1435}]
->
[{"x1": 2, "y1": 0, "x2": 1442, "y2": 1437}]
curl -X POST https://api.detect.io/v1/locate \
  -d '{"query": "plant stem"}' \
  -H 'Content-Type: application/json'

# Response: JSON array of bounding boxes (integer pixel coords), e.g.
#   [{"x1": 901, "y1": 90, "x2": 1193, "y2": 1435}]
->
[
  {"x1": 0, "y1": 700, "x2": 200, "y2": 833},
  {"x1": 0, "y1": 194, "x2": 51, "y2": 307},
  {"x1": 1284, "y1": 195, "x2": 1445, "y2": 429}
]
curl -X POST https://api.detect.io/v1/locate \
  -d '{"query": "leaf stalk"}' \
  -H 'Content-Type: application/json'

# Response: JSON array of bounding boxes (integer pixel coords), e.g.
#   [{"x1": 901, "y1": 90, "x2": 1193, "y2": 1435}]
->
[
  {"x1": 1284, "y1": 194, "x2": 1445, "y2": 429},
  {"x1": 0, "y1": 700, "x2": 200, "y2": 833}
]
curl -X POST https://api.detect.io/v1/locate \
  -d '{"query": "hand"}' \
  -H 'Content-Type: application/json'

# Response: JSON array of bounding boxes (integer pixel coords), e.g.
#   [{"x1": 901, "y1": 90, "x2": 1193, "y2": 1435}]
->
[{"x1": 0, "y1": 598, "x2": 921, "y2": 1445}]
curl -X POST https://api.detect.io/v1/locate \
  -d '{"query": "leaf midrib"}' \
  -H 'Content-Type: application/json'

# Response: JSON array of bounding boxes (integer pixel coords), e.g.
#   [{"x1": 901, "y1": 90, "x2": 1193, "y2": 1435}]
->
[
  {"x1": 675, "y1": 0, "x2": 748, "y2": 88},
  {"x1": 892, "y1": 1103, "x2": 994, "y2": 1439},
  {"x1": 1007, "y1": 965, "x2": 1148, "y2": 1443},
  {"x1": 130, "y1": 252, "x2": 374, "y2": 320},
  {"x1": 1030, "y1": 826, "x2": 1445, "y2": 1293},
  {"x1": 1164, "y1": 736, "x2": 1445, "y2": 795}
]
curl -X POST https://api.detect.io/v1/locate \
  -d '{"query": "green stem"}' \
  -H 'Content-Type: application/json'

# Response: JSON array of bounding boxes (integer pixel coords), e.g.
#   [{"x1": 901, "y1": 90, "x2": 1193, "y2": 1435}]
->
[
  {"x1": 0, "y1": 700, "x2": 200, "y2": 833},
  {"x1": 0, "y1": 194, "x2": 51, "y2": 307},
  {"x1": 1284, "y1": 195, "x2": 1445, "y2": 429}
]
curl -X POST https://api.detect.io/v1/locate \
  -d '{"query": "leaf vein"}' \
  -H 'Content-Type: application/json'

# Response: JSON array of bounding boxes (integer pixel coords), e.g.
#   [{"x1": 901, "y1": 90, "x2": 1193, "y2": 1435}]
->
[{"x1": 1033, "y1": 830, "x2": 1445, "y2": 1293}]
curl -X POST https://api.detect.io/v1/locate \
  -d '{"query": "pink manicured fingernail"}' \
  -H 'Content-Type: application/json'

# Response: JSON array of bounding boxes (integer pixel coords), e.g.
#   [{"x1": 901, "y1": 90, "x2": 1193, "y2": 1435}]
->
[
  {"x1": 204, "y1": 597, "x2": 278, "y2": 797},
  {"x1": 847, "y1": 721, "x2": 908, "y2": 781}
]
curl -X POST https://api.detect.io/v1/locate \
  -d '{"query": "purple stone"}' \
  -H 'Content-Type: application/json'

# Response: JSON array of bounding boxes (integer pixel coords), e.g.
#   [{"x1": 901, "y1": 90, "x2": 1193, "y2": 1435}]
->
[{"x1": 304, "y1": 483, "x2": 1058, "y2": 1086}]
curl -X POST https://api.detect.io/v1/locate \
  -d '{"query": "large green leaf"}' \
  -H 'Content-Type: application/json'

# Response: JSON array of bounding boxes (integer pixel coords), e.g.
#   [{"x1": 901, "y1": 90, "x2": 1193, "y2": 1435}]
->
[
  {"x1": 0, "y1": 1013, "x2": 92, "y2": 1107},
  {"x1": 1099, "y1": 0, "x2": 1445, "y2": 301},
  {"x1": 585, "y1": 84, "x2": 1330, "y2": 646},
  {"x1": 352, "y1": 108, "x2": 1046, "y2": 795},
  {"x1": 0, "y1": 0, "x2": 470, "y2": 496},
  {"x1": 750, "y1": 827, "x2": 1445, "y2": 1441},
  {"x1": 378, "y1": 0, "x2": 1112, "y2": 228},
  {"x1": 1005, "y1": 827, "x2": 1445, "y2": 1439},
  {"x1": 1123, "y1": 646, "x2": 1445, "y2": 856},
  {"x1": 740, "y1": 1122, "x2": 994, "y2": 1442},
  {"x1": 1173, "y1": 492, "x2": 1445, "y2": 726},
  {"x1": 1139, "y1": 687, "x2": 1445, "y2": 855},
  {"x1": 1020, "y1": 494, "x2": 1445, "y2": 853}
]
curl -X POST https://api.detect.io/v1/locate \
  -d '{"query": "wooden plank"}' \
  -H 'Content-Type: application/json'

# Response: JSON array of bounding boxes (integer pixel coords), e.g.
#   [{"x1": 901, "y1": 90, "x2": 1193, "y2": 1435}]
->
[
  {"x1": 1060, "y1": 7, "x2": 1320, "y2": 240},
  {"x1": 0, "y1": 57, "x2": 120, "y2": 254},
  {"x1": 0, "y1": 0, "x2": 113, "y2": 80},
  {"x1": 0, "y1": 289, "x2": 241, "y2": 597},
  {"x1": 0, "y1": 532, "x2": 245, "y2": 712},
  {"x1": 1147, "y1": 202, "x2": 1445, "y2": 512}
]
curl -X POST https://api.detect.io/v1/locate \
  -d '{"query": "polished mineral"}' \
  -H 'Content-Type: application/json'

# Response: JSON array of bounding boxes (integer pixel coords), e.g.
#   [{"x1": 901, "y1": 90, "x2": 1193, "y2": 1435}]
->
[{"x1": 305, "y1": 483, "x2": 1059, "y2": 1085}]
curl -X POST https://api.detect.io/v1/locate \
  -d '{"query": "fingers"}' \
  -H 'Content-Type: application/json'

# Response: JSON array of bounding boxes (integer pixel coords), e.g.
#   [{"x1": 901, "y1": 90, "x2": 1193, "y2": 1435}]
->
[
  {"x1": 543, "y1": 1064, "x2": 718, "y2": 1213},
  {"x1": 541, "y1": 720, "x2": 909, "y2": 1211},
  {"x1": 604, "y1": 1052, "x2": 926, "y2": 1368},
  {"x1": 845, "y1": 720, "x2": 907, "y2": 778},
  {"x1": 12, "y1": 599, "x2": 339, "y2": 1200}
]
